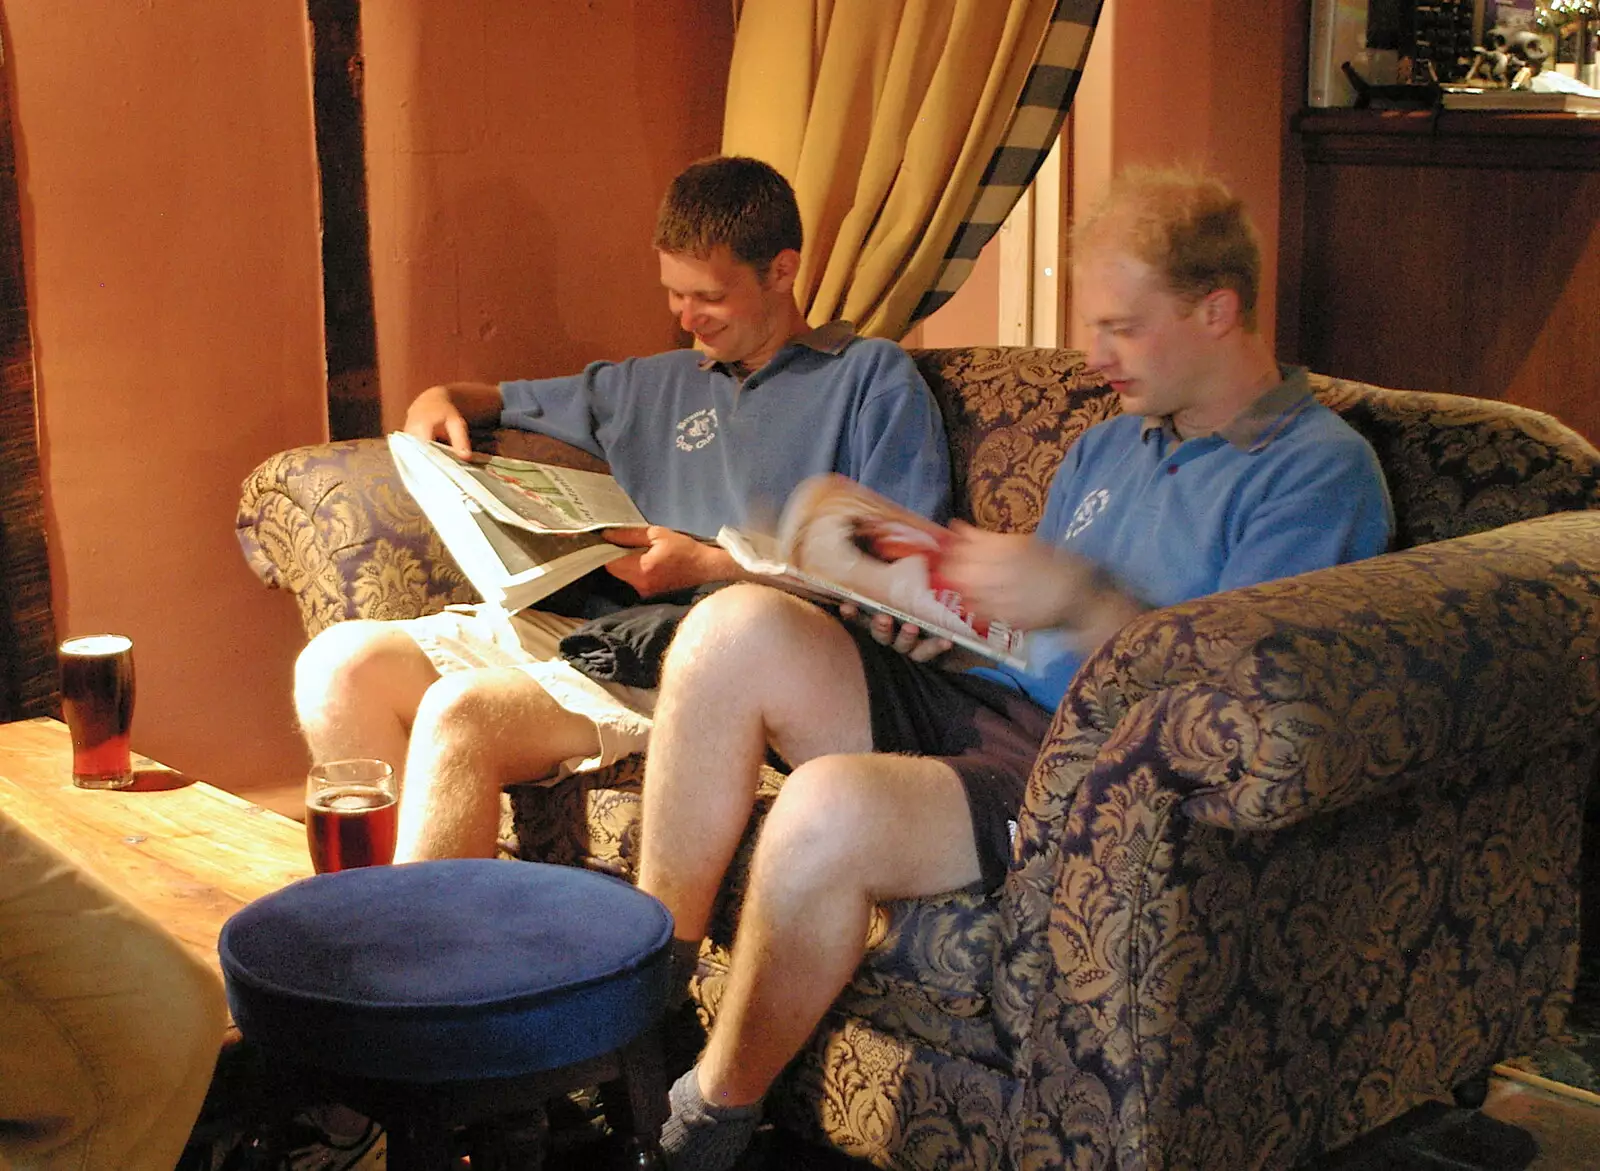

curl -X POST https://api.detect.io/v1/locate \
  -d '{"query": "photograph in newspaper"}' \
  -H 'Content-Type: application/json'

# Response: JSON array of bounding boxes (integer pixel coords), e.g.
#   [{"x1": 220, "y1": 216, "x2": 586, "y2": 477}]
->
[
  {"x1": 390, "y1": 432, "x2": 644, "y2": 534},
  {"x1": 717, "y1": 474, "x2": 1029, "y2": 668}
]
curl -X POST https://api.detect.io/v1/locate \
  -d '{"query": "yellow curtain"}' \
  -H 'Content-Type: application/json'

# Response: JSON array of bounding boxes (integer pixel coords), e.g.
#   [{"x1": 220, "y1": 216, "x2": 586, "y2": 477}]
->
[{"x1": 723, "y1": 0, "x2": 1094, "y2": 339}]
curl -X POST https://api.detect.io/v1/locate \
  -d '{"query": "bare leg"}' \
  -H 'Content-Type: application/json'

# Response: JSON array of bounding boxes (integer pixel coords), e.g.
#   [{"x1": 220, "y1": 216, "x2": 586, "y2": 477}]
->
[
  {"x1": 395, "y1": 668, "x2": 606, "y2": 861},
  {"x1": 293, "y1": 620, "x2": 439, "y2": 785},
  {"x1": 697, "y1": 752, "x2": 980, "y2": 1108},
  {"x1": 297, "y1": 620, "x2": 612, "y2": 861},
  {"x1": 645, "y1": 587, "x2": 990, "y2": 1166},
  {"x1": 637, "y1": 585, "x2": 874, "y2": 941}
]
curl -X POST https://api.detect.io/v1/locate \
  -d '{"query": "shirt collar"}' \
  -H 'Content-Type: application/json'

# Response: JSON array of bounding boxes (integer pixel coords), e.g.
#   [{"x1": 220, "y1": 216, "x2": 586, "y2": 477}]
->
[
  {"x1": 1139, "y1": 366, "x2": 1314, "y2": 452},
  {"x1": 697, "y1": 319, "x2": 858, "y2": 373}
]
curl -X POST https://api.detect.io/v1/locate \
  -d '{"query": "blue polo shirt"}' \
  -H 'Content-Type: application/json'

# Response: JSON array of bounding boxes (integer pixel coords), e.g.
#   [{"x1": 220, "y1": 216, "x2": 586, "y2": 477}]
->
[
  {"x1": 497, "y1": 323, "x2": 951, "y2": 535},
  {"x1": 978, "y1": 368, "x2": 1394, "y2": 710}
]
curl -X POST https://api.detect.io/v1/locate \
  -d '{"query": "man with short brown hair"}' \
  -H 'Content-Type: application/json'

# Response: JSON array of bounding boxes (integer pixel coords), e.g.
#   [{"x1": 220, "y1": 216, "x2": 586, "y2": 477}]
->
[{"x1": 292, "y1": 155, "x2": 951, "y2": 864}]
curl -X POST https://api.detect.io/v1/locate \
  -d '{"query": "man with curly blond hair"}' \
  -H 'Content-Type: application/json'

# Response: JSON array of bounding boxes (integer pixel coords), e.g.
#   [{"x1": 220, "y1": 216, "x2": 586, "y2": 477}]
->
[{"x1": 640, "y1": 167, "x2": 1395, "y2": 1170}]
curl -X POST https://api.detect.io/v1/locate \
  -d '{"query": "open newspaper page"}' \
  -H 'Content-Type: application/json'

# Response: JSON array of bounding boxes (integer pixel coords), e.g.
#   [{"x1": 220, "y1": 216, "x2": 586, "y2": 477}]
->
[
  {"x1": 389, "y1": 432, "x2": 645, "y2": 532},
  {"x1": 716, "y1": 474, "x2": 1029, "y2": 668},
  {"x1": 387, "y1": 432, "x2": 641, "y2": 612}
]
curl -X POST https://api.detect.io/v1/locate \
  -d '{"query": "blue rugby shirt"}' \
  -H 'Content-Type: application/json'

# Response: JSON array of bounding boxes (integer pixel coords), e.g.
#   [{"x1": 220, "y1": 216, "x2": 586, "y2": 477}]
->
[
  {"x1": 976, "y1": 368, "x2": 1395, "y2": 710},
  {"x1": 497, "y1": 323, "x2": 951, "y2": 536}
]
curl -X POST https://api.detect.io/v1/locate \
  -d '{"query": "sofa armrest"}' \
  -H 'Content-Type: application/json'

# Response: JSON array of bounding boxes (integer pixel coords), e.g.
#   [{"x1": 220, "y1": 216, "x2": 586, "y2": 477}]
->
[
  {"x1": 237, "y1": 430, "x2": 615, "y2": 639},
  {"x1": 236, "y1": 438, "x2": 473, "y2": 638},
  {"x1": 990, "y1": 511, "x2": 1600, "y2": 1164},
  {"x1": 477, "y1": 428, "x2": 610, "y2": 473},
  {"x1": 1052, "y1": 511, "x2": 1600, "y2": 835}
]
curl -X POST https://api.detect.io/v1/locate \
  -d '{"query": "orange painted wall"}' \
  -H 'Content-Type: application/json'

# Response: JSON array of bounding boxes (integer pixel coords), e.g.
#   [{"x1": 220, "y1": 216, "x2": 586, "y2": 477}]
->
[
  {"x1": 362, "y1": 1, "x2": 735, "y2": 422},
  {"x1": 905, "y1": 242, "x2": 1001, "y2": 350},
  {"x1": 7, "y1": 3, "x2": 328, "y2": 796},
  {"x1": 7, "y1": 1, "x2": 735, "y2": 805},
  {"x1": 1105, "y1": 0, "x2": 1290, "y2": 351}
]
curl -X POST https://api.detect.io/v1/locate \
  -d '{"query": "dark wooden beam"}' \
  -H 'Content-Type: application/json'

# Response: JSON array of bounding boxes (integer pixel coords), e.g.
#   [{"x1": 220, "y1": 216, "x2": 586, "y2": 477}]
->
[
  {"x1": 308, "y1": 0, "x2": 380, "y2": 440},
  {"x1": 0, "y1": 12, "x2": 58, "y2": 721}
]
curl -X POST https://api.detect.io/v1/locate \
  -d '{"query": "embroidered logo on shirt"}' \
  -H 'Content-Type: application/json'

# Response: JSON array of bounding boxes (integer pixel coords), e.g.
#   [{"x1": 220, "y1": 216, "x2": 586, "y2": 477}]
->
[
  {"x1": 675, "y1": 408, "x2": 719, "y2": 452},
  {"x1": 1062, "y1": 488, "x2": 1110, "y2": 542}
]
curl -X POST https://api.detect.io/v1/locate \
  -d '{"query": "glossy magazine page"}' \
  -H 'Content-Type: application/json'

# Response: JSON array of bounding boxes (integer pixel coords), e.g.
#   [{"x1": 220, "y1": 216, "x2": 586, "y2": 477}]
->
[{"x1": 718, "y1": 474, "x2": 1029, "y2": 668}]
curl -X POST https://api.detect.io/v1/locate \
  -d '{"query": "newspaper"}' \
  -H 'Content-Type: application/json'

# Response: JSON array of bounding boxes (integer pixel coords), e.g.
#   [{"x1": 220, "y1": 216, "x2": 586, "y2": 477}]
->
[
  {"x1": 387, "y1": 432, "x2": 646, "y2": 613},
  {"x1": 717, "y1": 474, "x2": 1029, "y2": 668}
]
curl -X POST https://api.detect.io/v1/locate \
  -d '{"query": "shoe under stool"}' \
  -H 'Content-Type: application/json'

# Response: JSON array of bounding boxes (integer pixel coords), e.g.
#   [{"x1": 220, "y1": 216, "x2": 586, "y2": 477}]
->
[{"x1": 219, "y1": 859, "x2": 674, "y2": 1171}]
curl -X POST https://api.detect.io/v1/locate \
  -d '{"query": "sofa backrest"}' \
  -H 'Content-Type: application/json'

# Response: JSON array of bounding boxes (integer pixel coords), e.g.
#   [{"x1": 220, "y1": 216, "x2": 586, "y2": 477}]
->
[
  {"x1": 911, "y1": 346, "x2": 1600, "y2": 548},
  {"x1": 1309, "y1": 373, "x2": 1600, "y2": 547},
  {"x1": 911, "y1": 347, "x2": 1114, "y2": 533}
]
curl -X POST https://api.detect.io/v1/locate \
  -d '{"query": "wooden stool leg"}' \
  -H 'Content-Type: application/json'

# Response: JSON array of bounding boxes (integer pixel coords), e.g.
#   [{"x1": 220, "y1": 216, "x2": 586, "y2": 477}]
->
[{"x1": 601, "y1": 1026, "x2": 669, "y2": 1169}]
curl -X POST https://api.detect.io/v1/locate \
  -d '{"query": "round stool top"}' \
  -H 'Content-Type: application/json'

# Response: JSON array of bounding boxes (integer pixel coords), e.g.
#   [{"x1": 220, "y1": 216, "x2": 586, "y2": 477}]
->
[{"x1": 219, "y1": 860, "x2": 674, "y2": 1083}]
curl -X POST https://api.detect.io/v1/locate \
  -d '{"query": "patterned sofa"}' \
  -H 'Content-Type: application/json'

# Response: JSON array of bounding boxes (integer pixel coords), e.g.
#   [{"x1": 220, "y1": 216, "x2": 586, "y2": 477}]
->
[{"x1": 237, "y1": 348, "x2": 1600, "y2": 1169}]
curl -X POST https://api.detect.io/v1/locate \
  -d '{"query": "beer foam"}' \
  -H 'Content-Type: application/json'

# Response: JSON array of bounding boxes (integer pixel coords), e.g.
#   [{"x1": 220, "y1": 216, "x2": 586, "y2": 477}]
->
[
  {"x1": 328, "y1": 790, "x2": 391, "y2": 812},
  {"x1": 61, "y1": 634, "x2": 133, "y2": 656},
  {"x1": 312, "y1": 786, "x2": 395, "y2": 813}
]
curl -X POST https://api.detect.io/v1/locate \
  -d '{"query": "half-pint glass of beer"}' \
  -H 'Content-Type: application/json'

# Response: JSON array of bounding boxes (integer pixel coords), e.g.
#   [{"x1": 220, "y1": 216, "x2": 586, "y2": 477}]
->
[
  {"x1": 305, "y1": 758, "x2": 399, "y2": 873},
  {"x1": 58, "y1": 634, "x2": 137, "y2": 789}
]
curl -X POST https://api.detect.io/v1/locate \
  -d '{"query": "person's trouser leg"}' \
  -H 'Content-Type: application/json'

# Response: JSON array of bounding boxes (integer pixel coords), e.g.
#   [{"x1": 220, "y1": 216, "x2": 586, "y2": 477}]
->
[{"x1": 0, "y1": 813, "x2": 227, "y2": 1171}]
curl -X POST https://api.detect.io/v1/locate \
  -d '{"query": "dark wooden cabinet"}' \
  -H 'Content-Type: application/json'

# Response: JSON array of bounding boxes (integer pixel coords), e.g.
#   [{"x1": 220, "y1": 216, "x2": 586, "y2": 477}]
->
[{"x1": 1291, "y1": 109, "x2": 1600, "y2": 445}]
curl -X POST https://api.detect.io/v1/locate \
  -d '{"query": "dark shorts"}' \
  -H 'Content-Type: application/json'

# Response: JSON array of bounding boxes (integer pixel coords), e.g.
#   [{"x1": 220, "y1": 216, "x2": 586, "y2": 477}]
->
[{"x1": 844, "y1": 625, "x2": 1053, "y2": 893}]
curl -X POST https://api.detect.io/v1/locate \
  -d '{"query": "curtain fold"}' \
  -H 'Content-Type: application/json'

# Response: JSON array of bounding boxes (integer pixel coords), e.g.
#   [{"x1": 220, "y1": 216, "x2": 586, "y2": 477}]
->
[{"x1": 723, "y1": 0, "x2": 1103, "y2": 339}]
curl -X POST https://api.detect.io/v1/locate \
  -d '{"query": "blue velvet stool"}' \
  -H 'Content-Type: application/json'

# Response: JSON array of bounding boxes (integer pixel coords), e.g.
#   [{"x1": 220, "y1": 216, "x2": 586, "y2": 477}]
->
[{"x1": 219, "y1": 859, "x2": 675, "y2": 1171}]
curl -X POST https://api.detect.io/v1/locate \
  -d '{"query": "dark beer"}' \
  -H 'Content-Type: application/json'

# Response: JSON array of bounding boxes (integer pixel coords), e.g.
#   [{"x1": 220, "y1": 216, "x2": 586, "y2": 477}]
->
[
  {"x1": 59, "y1": 634, "x2": 136, "y2": 789},
  {"x1": 306, "y1": 785, "x2": 399, "y2": 872}
]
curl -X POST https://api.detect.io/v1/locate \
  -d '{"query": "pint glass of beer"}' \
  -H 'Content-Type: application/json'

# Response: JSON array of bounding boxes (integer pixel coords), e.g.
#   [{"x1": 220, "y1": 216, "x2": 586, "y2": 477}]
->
[
  {"x1": 58, "y1": 634, "x2": 137, "y2": 789},
  {"x1": 305, "y1": 758, "x2": 398, "y2": 873}
]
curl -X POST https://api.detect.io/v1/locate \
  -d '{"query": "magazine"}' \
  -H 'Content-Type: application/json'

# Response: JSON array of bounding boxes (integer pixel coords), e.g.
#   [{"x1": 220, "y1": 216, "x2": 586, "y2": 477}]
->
[
  {"x1": 717, "y1": 475, "x2": 1030, "y2": 668},
  {"x1": 387, "y1": 432, "x2": 646, "y2": 613}
]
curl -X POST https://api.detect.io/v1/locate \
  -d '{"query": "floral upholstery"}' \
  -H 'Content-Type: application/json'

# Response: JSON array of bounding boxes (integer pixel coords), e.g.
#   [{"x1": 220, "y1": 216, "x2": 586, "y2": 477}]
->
[
  {"x1": 237, "y1": 347, "x2": 1600, "y2": 1168},
  {"x1": 238, "y1": 438, "x2": 473, "y2": 636}
]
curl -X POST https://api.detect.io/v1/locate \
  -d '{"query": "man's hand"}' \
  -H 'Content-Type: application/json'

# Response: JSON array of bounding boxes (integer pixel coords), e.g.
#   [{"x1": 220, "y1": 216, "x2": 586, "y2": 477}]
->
[
  {"x1": 836, "y1": 603, "x2": 954, "y2": 664},
  {"x1": 602, "y1": 527, "x2": 741, "y2": 596},
  {"x1": 937, "y1": 523, "x2": 1082, "y2": 631},
  {"x1": 939, "y1": 521, "x2": 1145, "y2": 642},
  {"x1": 403, "y1": 382, "x2": 504, "y2": 457}
]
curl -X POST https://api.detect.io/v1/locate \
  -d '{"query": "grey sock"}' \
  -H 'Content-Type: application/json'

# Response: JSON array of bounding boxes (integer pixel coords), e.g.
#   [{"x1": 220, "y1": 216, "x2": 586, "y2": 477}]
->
[{"x1": 659, "y1": 1066, "x2": 762, "y2": 1171}]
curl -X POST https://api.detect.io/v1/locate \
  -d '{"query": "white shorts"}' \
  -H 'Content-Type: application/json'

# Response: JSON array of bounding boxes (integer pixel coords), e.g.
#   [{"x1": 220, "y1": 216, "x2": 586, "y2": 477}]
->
[{"x1": 402, "y1": 604, "x2": 656, "y2": 779}]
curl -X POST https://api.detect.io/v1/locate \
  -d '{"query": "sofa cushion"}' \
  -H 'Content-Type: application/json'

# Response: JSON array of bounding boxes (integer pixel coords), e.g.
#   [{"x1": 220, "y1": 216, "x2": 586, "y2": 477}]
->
[
  {"x1": 834, "y1": 887, "x2": 1009, "y2": 1067},
  {"x1": 237, "y1": 438, "x2": 475, "y2": 636}
]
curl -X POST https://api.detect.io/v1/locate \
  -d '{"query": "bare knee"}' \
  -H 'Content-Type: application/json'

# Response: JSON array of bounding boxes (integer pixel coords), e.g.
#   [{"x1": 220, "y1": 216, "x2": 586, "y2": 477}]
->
[
  {"x1": 409, "y1": 669, "x2": 588, "y2": 784},
  {"x1": 411, "y1": 670, "x2": 505, "y2": 755},
  {"x1": 661, "y1": 587, "x2": 871, "y2": 764},
  {"x1": 663, "y1": 585, "x2": 849, "y2": 694},
  {"x1": 294, "y1": 620, "x2": 432, "y2": 724},
  {"x1": 98, "y1": 927, "x2": 228, "y2": 1148},
  {"x1": 750, "y1": 757, "x2": 879, "y2": 899},
  {"x1": 147, "y1": 943, "x2": 228, "y2": 1088}
]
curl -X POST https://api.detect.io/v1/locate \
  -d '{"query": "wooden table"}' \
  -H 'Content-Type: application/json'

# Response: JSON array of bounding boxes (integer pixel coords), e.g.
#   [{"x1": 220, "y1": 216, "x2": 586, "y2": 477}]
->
[{"x1": 0, "y1": 716, "x2": 313, "y2": 974}]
